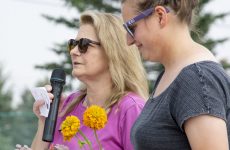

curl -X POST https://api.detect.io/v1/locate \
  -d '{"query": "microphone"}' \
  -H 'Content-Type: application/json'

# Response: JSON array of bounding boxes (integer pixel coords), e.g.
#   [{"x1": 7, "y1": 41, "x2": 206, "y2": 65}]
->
[{"x1": 42, "y1": 68, "x2": 66, "y2": 142}]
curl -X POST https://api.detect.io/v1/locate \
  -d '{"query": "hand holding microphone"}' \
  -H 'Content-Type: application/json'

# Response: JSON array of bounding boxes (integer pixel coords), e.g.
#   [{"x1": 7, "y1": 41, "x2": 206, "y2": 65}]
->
[
  {"x1": 31, "y1": 69, "x2": 66, "y2": 149},
  {"x1": 41, "y1": 68, "x2": 66, "y2": 142},
  {"x1": 32, "y1": 85, "x2": 66, "y2": 122}
]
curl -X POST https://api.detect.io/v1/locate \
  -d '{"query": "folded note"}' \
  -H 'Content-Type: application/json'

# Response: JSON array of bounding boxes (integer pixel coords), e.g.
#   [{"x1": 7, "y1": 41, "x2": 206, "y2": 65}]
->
[{"x1": 30, "y1": 87, "x2": 50, "y2": 117}]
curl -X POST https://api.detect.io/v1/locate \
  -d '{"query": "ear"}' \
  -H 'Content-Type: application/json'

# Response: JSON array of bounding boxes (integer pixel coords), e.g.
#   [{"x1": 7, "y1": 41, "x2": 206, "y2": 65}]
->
[{"x1": 155, "y1": 6, "x2": 169, "y2": 27}]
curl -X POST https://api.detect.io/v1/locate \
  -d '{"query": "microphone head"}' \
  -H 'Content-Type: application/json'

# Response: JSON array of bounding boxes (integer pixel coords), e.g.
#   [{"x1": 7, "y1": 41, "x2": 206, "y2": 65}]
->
[{"x1": 50, "y1": 68, "x2": 66, "y2": 84}]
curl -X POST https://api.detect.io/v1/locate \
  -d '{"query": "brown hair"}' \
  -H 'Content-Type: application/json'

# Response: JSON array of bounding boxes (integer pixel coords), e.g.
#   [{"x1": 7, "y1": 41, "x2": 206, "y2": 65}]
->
[{"x1": 122, "y1": 0, "x2": 199, "y2": 26}]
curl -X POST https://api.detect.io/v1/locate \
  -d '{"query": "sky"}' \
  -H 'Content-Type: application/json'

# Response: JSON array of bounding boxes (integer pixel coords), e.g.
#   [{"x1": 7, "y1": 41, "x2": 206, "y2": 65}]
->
[{"x1": 0, "y1": 0, "x2": 230, "y2": 107}]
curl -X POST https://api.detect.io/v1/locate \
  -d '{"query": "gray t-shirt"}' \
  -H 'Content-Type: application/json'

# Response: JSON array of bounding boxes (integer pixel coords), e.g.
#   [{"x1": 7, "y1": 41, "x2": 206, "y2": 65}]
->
[{"x1": 131, "y1": 61, "x2": 230, "y2": 150}]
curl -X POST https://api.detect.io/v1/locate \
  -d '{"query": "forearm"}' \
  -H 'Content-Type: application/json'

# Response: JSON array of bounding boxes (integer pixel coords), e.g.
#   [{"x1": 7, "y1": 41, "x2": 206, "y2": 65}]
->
[{"x1": 31, "y1": 120, "x2": 50, "y2": 150}]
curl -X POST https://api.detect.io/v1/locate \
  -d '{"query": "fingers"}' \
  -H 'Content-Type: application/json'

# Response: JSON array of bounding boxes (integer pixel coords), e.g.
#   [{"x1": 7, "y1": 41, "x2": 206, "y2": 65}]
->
[
  {"x1": 54, "y1": 144, "x2": 69, "y2": 150},
  {"x1": 45, "y1": 84, "x2": 54, "y2": 101},
  {"x1": 33, "y1": 100, "x2": 45, "y2": 118},
  {"x1": 15, "y1": 144, "x2": 32, "y2": 150},
  {"x1": 33, "y1": 84, "x2": 64, "y2": 115},
  {"x1": 45, "y1": 84, "x2": 52, "y2": 92}
]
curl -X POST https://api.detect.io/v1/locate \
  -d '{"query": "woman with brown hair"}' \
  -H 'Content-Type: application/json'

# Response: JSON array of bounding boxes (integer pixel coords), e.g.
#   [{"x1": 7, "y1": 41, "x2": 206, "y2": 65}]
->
[{"x1": 121, "y1": 0, "x2": 230, "y2": 149}]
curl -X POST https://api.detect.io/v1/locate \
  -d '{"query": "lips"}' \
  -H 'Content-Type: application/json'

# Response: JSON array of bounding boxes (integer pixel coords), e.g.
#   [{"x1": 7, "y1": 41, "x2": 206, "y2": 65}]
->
[{"x1": 73, "y1": 62, "x2": 81, "y2": 65}]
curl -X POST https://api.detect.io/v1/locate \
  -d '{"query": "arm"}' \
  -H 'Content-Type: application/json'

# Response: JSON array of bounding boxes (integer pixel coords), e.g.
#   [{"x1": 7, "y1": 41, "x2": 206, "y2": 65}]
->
[
  {"x1": 31, "y1": 119, "x2": 50, "y2": 150},
  {"x1": 31, "y1": 85, "x2": 65, "y2": 150},
  {"x1": 184, "y1": 115, "x2": 229, "y2": 150}
]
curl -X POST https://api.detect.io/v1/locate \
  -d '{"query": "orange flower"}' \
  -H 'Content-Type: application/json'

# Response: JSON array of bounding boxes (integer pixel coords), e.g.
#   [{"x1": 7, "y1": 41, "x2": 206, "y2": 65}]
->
[
  {"x1": 60, "y1": 105, "x2": 107, "y2": 150},
  {"x1": 83, "y1": 105, "x2": 108, "y2": 130},
  {"x1": 61, "y1": 115, "x2": 80, "y2": 141}
]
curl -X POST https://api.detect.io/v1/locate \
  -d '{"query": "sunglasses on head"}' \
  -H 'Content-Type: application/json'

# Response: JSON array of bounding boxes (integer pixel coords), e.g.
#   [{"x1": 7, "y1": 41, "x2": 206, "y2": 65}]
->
[
  {"x1": 68, "y1": 38, "x2": 100, "y2": 54},
  {"x1": 123, "y1": 7, "x2": 170, "y2": 38}
]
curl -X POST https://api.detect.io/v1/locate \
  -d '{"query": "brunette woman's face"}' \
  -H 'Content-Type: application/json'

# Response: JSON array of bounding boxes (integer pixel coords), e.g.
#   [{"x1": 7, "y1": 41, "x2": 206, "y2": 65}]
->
[{"x1": 121, "y1": 1, "x2": 165, "y2": 62}]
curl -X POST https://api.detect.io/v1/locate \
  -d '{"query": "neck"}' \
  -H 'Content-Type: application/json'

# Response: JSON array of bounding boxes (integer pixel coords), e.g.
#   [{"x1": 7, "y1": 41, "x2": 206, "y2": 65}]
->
[
  {"x1": 161, "y1": 24, "x2": 199, "y2": 70},
  {"x1": 83, "y1": 75, "x2": 113, "y2": 107}
]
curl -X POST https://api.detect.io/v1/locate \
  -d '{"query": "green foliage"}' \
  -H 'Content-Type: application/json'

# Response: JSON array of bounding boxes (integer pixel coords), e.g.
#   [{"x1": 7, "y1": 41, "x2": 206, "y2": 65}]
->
[
  {"x1": 0, "y1": 136, "x2": 13, "y2": 149},
  {"x1": 42, "y1": 14, "x2": 79, "y2": 29},
  {"x1": 0, "y1": 110, "x2": 37, "y2": 147},
  {"x1": 192, "y1": 4, "x2": 229, "y2": 51},
  {"x1": 35, "y1": 43, "x2": 72, "y2": 75},
  {"x1": 0, "y1": 66, "x2": 49, "y2": 147},
  {"x1": 11, "y1": 89, "x2": 38, "y2": 146},
  {"x1": 0, "y1": 65, "x2": 14, "y2": 148},
  {"x1": 0, "y1": 66, "x2": 12, "y2": 111},
  {"x1": 221, "y1": 59, "x2": 230, "y2": 69}
]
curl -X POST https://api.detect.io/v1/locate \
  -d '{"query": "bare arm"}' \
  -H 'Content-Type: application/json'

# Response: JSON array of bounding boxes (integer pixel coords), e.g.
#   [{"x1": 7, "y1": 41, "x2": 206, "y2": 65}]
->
[
  {"x1": 31, "y1": 85, "x2": 66, "y2": 149},
  {"x1": 31, "y1": 119, "x2": 50, "y2": 150},
  {"x1": 184, "y1": 115, "x2": 229, "y2": 150},
  {"x1": 31, "y1": 85, "x2": 53, "y2": 149}
]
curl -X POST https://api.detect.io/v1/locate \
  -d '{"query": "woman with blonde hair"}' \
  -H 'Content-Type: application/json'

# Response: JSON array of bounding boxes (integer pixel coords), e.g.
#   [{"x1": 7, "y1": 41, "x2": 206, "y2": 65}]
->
[{"x1": 31, "y1": 10, "x2": 149, "y2": 150}]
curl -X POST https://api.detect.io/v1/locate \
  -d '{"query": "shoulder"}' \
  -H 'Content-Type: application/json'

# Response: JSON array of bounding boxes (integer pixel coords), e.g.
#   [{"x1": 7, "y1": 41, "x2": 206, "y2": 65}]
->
[
  {"x1": 62, "y1": 91, "x2": 82, "y2": 108},
  {"x1": 170, "y1": 61, "x2": 230, "y2": 130},
  {"x1": 173, "y1": 61, "x2": 229, "y2": 96},
  {"x1": 111, "y1": 92, "x2": 145, "y2": 121},
  {"x1": 118, "y1": 92, "x2": 146, "y2": 110},
  {"x1": 177, "y1": 61, "x2": 227, "y2": 82}
]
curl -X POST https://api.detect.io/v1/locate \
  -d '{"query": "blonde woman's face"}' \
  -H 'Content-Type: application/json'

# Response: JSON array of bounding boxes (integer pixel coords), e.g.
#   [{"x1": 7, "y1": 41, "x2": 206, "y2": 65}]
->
[{"x1": 70, "y1": 24, "x2": 109, "y2": 81}]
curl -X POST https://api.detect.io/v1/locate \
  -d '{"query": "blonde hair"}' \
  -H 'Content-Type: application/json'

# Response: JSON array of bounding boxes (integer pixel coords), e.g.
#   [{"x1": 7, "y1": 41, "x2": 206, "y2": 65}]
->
[{"x1": 62, "y1": 10, "x2": 149, "y2": 115}]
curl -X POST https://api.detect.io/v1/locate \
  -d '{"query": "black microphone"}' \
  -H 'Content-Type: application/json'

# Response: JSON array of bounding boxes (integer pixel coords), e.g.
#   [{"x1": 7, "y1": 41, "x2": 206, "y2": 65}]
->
[{"x1": 42, "y1": 68, "x2": 66, "y2": 142}]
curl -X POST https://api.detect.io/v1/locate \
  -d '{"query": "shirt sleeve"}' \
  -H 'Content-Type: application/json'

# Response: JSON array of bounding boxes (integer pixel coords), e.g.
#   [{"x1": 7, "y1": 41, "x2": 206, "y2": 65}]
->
[
  {"x1": 170, "y1": 64, "x2": 227, "y2": 132},
  {"x1": 119, "y1": 95, "x2": 145, "y2": 150}
]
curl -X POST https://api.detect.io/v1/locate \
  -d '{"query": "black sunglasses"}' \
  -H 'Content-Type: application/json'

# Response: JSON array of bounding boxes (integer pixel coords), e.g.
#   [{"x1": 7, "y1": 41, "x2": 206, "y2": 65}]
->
[{"x1": 68, "y1": 38, "x2": 100, "y2": 54}]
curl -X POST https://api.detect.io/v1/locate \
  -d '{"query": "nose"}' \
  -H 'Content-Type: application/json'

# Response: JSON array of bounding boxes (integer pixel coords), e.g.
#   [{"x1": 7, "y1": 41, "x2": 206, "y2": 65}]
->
[
  {"x1": 126, "y1": 33, "x2": 135, "y2": 46},
  {"x1": 70, "y1": 46, "x2": 81, "y2": 56}
]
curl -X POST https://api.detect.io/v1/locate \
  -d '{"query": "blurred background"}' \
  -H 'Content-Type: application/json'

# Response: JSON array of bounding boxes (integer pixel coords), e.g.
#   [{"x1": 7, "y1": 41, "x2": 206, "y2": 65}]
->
[{"x1": 0, "y1": 0, "x2": 229, "y2": 148}]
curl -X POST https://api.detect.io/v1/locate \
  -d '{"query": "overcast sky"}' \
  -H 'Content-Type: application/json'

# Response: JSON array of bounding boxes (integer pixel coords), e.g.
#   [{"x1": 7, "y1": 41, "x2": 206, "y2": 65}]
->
[{"x1": 0, "y1": 0, "x2": 230, "y2": 106}]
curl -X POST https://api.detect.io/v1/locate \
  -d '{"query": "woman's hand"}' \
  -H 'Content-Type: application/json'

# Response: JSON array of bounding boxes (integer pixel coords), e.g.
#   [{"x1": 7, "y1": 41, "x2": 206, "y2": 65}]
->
[
  {"x1": 15, "y1": 144, "x2": 32, "y2": 150},
  {"x1": 32, "y1": 85, "x2": 66, "y2": 122},
  {"x1": 32, "y1": 85, "x2": 53, "y2": 122},
  {"x1": 52, "y1": 144, "x2": 69, "y2": 150}
]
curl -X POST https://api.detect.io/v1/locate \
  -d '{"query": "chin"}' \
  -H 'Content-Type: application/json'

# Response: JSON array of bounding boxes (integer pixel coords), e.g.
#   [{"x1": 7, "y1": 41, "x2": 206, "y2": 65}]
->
[{"x1": 72, "y1": 70, "x2": 82, "y2": 78}]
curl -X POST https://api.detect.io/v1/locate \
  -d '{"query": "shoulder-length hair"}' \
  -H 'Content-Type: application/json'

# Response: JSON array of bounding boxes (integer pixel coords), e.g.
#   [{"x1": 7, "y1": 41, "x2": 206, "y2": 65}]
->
[{"x1": 61, "y1": 10, "x2": 149, "y2": 116}]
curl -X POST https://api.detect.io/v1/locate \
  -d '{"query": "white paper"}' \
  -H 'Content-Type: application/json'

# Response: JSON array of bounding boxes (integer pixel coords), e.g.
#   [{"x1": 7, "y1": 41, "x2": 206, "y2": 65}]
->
[{"x1": 30, "y1": 87, "x2": 50, "y2": 117}]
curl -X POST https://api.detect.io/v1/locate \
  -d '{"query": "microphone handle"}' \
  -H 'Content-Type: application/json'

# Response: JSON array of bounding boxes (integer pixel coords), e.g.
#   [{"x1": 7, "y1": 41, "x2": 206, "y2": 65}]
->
[{"x1": 42, "y1": 81, "x2": 63, "y2": 142}]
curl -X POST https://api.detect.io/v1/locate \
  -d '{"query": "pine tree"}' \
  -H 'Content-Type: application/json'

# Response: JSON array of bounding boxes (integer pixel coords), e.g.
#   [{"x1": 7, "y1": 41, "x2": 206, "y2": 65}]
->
[
  {"x1": 0, "y1": 65, "x2": 14, "y2": 149},
  {"x1": 11, "y1": 78, "x2": 50, "y2": 146},
  {"x1": 0, "y1": 66, "x2": 12, "y2": 111}
]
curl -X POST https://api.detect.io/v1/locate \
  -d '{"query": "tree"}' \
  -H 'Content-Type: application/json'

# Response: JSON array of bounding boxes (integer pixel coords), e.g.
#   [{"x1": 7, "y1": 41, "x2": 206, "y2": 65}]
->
[
  {"x1": 191, "y1": 0, "x2": 229, "y2": 53},
  {"x1": 0, "y1": 136, "x2": 13, "y2": 150},
  {"x1": 36, "y1": 0, "x2": 229, "y2": 91},
  {"x1": 0, "y1": 70, "x2": 49, "y2": 147},
  {"x1": 10, "y1": 89, "x2": 38, "y2": 146},
  {"x1": 11, "y1": 78, "x2": 50, "y2": 146},
  {"x1": 0, "y1": 65, "x2": 14, "y2": 149},
  {"x1": 0, "y1": 65, "x2": 12, "y2": 111}
]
